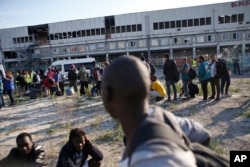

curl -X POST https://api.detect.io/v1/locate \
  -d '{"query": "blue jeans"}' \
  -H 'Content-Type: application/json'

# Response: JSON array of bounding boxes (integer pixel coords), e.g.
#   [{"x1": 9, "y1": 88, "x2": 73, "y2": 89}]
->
[
  {"x1": 6, "y1": 89, "x2": 15, "y2": 104},
  {"x1": 166, "y1": 81, "x2": 177, "y2": 100},
  {"x1": 182, "y1": 79, "x2": 189, "y2": 97},
  {"x1": 0, "y1": 94, "x2": 3, "y2": 108}
]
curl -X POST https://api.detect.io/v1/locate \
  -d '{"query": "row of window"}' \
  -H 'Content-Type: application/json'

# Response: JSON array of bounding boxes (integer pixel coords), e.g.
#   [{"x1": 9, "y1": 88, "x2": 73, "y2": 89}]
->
[
  {"x1": 50, "y1": 31, "x2": 250, "y2": 55},
  {"x1": 49, "y1": 24, "x2": 142, "y2": 40},
  {"x1": 12, "y1": 24, "x2": 143, "y2": 43},
  {"x1": 13, "y1": 36, "x2": 33, "y2": 44},
  {"x1": 12, "y1": 30, "x2": 250, "y2": 48},
  {"x1": 153, "y1": 17, "x2": 211, "y2": 30},
  {"x1": 218, "y1": 13, "x2": 244, "y2": 24}
]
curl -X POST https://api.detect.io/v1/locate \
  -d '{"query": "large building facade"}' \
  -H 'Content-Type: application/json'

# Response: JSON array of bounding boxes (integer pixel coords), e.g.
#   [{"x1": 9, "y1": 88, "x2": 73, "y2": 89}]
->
[{"x1": 0, "y1": 0, "x2": 250, "y2": 70}]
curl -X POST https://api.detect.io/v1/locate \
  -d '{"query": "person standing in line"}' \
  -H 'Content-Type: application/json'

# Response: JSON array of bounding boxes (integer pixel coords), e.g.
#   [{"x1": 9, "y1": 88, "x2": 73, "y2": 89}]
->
[
  {"x1": 78, "y1": 65, "x2": 89, "y2": 96},
  {"x1": 58, "y1": 68, "x2": 66, "y2": 95},
  {"x1": 15, "y1": 70, "x2": 26, "y2": 97},
  {"x1": 208, "y1": 55, "x2": 221, "y2": 101},
  {"x1": 219, "y1": 58, "x2": 231, "y2": 97},
  {"x1": 232, "y1": 56, "x2": 241, "y2": 75},
  {"x1": 146, "y1": 58, "x2": 156, "y2": 76},
  {"x1": 198, "y1": 55, "x2": 211, "y2": 101},
  {"x1": 92, "y1": 65, "x2": 103, "y2": 95},
  {"x1": 68, "y1": 64, "x2": 78, "y2": 93},
  {"x1": 140, "y1": 55, "x2": 151, "y2": 74},
  {"x1": 0, "y1": 76, "x2": 4, "y2": 109},
  {"x1": 180, "y1": 57, "x2": 190, "y2": 98},
  {"x1": 163, "y1": 53, "x2": 177, "y2": 101},
  {"x1": 90, "y1": 61, "x2": 97, "y2": 87},
  {"x1": 4, "y1": 71, "x2": 15, "y2": 106}
]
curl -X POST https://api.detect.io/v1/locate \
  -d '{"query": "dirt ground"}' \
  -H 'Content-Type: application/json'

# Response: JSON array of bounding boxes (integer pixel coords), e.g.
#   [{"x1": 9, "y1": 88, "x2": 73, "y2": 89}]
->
[{"x1": 0, "y1": 75, "x2": 250, "y2": 166}]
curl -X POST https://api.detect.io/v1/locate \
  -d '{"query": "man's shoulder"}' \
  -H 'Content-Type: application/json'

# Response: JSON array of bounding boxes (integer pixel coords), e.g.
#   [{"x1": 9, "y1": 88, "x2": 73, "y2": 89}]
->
[
  {"x1": 131, "y1": 141, "x2": 196, "y2": 166},
  {"x1": 8, "y1": 147, "x2": 19, "y2": 154},
  {"x1": 59, "y1": 141, "x2": 74, "y2": 154}
]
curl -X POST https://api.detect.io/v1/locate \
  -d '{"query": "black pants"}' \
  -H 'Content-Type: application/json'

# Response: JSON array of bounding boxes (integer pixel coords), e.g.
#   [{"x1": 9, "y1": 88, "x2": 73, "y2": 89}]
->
[
  {"x1": 201, "y1": 79, "x2": 209, "y2": 100},
  {"x1": 80, "y1": 81, "x2": 89, "y2": 95},
  {"x1": 92, "y1": 81, "x2": 101, "y2": 95},
  {"x1": 59, "y1": 82, "x2": 65, "y2": 95},
  {"x1": 69, "y1": 80, "x2": 78, "y2": 93},
  {"x1": 210, "y1": 77, "x2": 220, "y2": 99},
  {"x1": 221, "y1": 76, "x2": 230, "y2": 94},
  {"x1": 233, "y1": 64, "x2": 240, "y2": 75},
  {"x1": 6, "y1": 89, "x2": 15, "y2": 104}
]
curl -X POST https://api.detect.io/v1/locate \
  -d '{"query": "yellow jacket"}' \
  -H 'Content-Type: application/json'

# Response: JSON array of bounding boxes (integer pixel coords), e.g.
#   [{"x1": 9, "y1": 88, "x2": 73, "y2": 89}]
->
[{"x1": 151, "y1": 80, "x2": 166, "y2": 97}]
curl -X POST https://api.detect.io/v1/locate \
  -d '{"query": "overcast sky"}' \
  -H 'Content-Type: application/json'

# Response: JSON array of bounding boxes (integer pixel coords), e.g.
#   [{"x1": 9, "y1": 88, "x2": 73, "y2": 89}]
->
[{"x1": 0, "y1": 0, "x2": 235, "y2": 29}]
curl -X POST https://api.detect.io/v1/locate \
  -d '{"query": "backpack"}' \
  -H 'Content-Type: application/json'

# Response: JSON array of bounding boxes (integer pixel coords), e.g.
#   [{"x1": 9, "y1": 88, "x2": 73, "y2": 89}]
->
[
  {"x1": 33, "y1": 74, "x2": 38, "y2": 83},
  {"x1": 174, "y1": 69, "x2": 180, "y2": 83},
  {"x1": 189, "y1": 67, "x2": 197, "y2": 80},
  {"x1": 127, "y1": 107, "x2": 229, "y2": 167},
  {"x1": 172, "y1": 60, "x2": 179, "y2": 83}
]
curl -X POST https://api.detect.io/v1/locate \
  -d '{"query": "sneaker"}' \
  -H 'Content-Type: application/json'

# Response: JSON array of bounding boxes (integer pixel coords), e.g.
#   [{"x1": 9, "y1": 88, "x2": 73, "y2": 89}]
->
[
  {"x1": 225, "y1": 93, "x2": 231, "y2": 97},
  {"x1": 215, "y1": 98, "x2": 220, "y2": 101},
  {"x1": 9, "y1": 103, "x2": 16, "y2": 106},
  {"x1": 200, "y1": 99, "x2": 207, "y2": 103},
  {"x1": 208, "y1": 96, "x2": 215, "y2": 99}
]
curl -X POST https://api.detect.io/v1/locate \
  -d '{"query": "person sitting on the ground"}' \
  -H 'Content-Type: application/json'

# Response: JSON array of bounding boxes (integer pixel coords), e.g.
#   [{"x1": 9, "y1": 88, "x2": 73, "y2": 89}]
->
[
  {"x1": 56, "y1": 128, "x2": 103, "y2": 167},
  {"x1": 101, "y1": 56, "x2": 211, "y2": 167},
  {"x1": 188, "y1": 80, "x2": 199, "y2": 98},
  {"x1": 150, "y1": 75, "x2": 166, "y2": 101},
  {"x1": 0, "y1": 132, "x2": 47, "y2": 167}
]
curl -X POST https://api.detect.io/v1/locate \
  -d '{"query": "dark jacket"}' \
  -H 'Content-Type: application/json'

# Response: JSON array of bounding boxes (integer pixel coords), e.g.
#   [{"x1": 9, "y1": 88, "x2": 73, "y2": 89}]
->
[
  {"x1": 16, "y1": 75, "x2": 26, "y2": 87},
  {"x1": 56, "y1": 140, "x2": 103, "y2": 167},
  {"x1": 0, "y1": 144, "x2": 47, "y2": 167},
  {"x1": 68, "y1": 69, "x2": 77, "y2": 80},
  {"x1": 163, "y1": 59, "x2": 177, "y2": 81}
]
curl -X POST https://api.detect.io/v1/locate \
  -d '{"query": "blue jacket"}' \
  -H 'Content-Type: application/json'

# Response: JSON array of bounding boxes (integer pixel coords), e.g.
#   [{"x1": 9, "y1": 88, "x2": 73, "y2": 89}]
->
[
  {"x1": 181, "y1": 63, "x2": 190, "y2": 81},
  {"x1": 4, "y1": 78, "x2": 15, "y2": 90},
  {"x1": 198, "y1": 61, "x2": 210, "y2": 81}
]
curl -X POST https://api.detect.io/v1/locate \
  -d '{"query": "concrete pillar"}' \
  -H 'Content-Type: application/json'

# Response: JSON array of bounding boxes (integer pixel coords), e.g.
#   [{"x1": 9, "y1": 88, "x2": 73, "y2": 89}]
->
[
  {"x1": 217, "y1": 45, "x2": 220, "y2": 55},
  {"x1": 193, "y1": 47, "x2": 196, "y2": 58},
  {"x1": 106, "y1": 53, "x2": 109, "y2": 61},
  {"x1": 170, "y1": 49, "x2": 173, "y2": 59}
]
